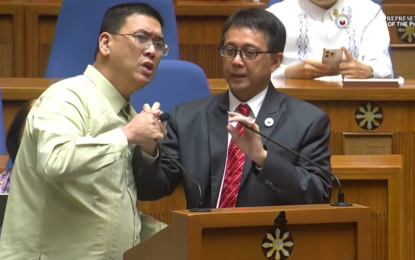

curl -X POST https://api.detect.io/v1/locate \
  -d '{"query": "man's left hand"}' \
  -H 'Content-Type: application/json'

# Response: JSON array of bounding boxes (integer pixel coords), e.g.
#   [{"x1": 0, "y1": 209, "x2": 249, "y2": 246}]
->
[
  {"x1": 339, "y1": 46, "x2": 372, "y2": 79},
  {"x1": 227, "y1": 112, "x2": 267, "y2": 167}
]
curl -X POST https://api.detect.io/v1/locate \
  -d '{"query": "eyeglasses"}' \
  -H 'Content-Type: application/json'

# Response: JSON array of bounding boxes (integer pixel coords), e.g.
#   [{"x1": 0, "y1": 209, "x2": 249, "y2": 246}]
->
[
  {"x1": 113, "y1": 33, "x2": 169, "y2": 56},
  {"x1": 218, "y1": 46, "x2": 273, "y2": 60}
]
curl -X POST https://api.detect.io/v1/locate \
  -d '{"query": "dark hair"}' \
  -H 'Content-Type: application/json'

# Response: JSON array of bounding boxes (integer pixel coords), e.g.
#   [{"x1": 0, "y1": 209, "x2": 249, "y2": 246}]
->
[
  {"x1": 6, "y1": 99, "x2": 36, "y2": 164},
  {"x1": 220, "y1": 8, "x2": 286, "y2": 53},
  {"x1": 95, "y1": 3, "x2": 164, "y2": 57}
]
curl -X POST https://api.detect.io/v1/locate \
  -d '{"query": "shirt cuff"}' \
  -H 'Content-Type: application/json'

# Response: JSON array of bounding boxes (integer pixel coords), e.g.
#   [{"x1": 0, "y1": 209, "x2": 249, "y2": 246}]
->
[
  {"x1": 141, "y1": 147, "x2": 159, "y2": 164},
  {"x1": 363, "y1": 61, "x2": 393, "y2": 79}
]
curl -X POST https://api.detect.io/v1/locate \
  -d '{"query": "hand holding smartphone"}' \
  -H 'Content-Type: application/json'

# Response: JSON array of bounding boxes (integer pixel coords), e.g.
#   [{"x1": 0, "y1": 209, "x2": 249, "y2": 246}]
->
[{"x1": 321, "y1": 48, "x2": 343, "y2": 75}]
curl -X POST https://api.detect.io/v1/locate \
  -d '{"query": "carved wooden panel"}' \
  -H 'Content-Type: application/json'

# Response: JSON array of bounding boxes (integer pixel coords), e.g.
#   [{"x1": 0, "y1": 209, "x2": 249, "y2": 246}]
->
[
  {"x1": 391, "y1": 48, "x2": 415, "y2": 79},
  {"x1": 0, "y1": 2, "x2": 25, "y2": 77},
  {"x1": 0, "y1": 42, "x2": 13, "y2": 77},
  {"x1": 393, "y1": 132, "x2": 415, "y2": 260},
  {"x1": 332, "y1": 180, "x2": 388, "y2": 260},
  {"x1": 180, "y1": 44, "x2": 222, "y2": 78}
]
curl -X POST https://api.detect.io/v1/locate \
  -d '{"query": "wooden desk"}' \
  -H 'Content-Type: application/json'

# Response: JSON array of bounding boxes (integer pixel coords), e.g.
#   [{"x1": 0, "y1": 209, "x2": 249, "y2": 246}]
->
[
  {"x1": 0, "y1": 152, "x2": 403, "y2": 260},
  {"x1": 0, "y1": 78, "x2": 411, "y2": 260},
  {"x1": 138, "y1": 155, "x2": 403, "y2": 260}
]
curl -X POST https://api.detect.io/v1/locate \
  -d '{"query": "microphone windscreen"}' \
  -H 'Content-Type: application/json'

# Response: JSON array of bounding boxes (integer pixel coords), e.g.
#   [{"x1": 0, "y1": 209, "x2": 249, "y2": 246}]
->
[{"x1": 159, "y1": 112, "x2": 170, "y2": 122}]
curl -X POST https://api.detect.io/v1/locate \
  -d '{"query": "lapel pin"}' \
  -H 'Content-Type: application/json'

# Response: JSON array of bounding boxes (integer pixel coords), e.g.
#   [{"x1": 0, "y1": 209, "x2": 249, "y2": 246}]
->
[{"x1": 264, "y1": 118, "x2": 274, "y2": 127}]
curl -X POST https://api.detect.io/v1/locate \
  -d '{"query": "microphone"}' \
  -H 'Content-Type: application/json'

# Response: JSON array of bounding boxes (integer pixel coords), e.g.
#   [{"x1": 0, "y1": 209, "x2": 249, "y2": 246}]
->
[
  {"x1": 156, "y1": 112, "x2": 211, "y2": 212},
  {"x1": 227, "y1": 112, "x2": 351, "y2": 207},
  {"x1": 158, "y1": 112, "x2": 170, "y2": 122}
]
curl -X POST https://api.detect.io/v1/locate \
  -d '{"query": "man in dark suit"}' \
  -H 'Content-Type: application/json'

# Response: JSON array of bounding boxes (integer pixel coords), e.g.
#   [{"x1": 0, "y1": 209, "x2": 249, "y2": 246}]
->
[{"x1": 135, "y1": 8, "x2": 332, "y2": 209}]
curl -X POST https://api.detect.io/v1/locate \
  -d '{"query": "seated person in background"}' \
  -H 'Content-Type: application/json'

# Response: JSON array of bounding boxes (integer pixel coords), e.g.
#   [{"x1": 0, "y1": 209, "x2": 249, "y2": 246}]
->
[
  {"x1": 135, "y1": 8, "x2": 332, "y2": 209},
  {"x1": 0, "y1": 100, "x2": 36, "y2": 193},
  {"x1": 267, "y1": 0, "x2": 393, "y2": 80}
]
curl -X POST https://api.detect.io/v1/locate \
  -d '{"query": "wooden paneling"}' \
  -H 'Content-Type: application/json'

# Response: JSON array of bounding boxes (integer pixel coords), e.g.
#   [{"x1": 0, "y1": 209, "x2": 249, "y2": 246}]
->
[
  {"x1": 0, "y1": 78, "x2": 411, "y2": 259},
  {"x1": 25, "y1": 0, "x2": 60, "y2": 77},
  {"x1": 383, "y1": 0, "x2": 415, "y2": 4},
  {"x1": 0, "y1": 0, "x2": 26, "y2": 77},
  {"x1": 138, "y1": 155, "x2": 403, "y2": 260}
]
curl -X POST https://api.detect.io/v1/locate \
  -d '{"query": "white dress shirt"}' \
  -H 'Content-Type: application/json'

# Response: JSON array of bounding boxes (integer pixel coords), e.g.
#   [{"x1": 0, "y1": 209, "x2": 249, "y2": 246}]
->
[
  {"x1": 267, "y1": 0, "x2": 393, "y2": 79},
  {"x1": 216, "y1": 87, "x2": 268, "y2": 208}
]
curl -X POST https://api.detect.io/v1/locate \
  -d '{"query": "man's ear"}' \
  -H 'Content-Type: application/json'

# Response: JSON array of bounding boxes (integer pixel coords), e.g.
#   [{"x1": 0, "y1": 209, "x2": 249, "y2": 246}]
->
[
  {"x1": 270, "y1": 52, "x2": 283, "y2": 73},
  {"x1": 98, "y1": 32, "x2": 112, "y2": 57}
]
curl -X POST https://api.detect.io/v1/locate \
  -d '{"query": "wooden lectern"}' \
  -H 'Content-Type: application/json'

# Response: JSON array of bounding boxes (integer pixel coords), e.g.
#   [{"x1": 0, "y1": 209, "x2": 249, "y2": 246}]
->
[{"x1": 124, "y1": 204, "x2": 372, "y2": 260}]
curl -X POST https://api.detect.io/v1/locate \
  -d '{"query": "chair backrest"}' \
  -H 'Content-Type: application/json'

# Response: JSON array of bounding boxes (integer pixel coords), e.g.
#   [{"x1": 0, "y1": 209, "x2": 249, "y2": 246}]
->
[
  {"x1": 45, "y1": 0, "x2": 179, "y2": 78},
  {"x1": 130, "y1": 60, "x2": 211, "y2": 114},
  {"x1": 267, "y1": 0, "x2": 284, "y2": 7},
  {"x1": 267, "y1": 0, "x2": 395, "y2": 77}
]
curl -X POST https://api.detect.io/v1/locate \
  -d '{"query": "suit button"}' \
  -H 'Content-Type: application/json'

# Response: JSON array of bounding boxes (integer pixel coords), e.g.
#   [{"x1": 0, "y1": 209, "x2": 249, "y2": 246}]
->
[{"x1": 276, "y1": 188, "x2": 281, "y2": 193}]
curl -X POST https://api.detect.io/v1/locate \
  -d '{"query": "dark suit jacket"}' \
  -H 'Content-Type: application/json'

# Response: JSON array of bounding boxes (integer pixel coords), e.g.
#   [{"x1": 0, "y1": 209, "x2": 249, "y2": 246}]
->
[{"x1": 134, "y1": 83, "x2": 332, "y2": 209}]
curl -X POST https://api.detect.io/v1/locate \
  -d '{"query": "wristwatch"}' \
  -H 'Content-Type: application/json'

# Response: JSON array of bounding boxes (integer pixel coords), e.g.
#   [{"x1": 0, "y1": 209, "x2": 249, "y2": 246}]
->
[{"x1": 369, "y1": 66, "x2": 374, "y2": 78}]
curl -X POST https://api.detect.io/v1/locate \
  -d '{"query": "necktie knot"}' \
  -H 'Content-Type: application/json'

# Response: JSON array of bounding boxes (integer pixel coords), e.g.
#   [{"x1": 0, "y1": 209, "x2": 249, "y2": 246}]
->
[{"x1": 238, "y1": 104, "x2": 250, "y2": 117}]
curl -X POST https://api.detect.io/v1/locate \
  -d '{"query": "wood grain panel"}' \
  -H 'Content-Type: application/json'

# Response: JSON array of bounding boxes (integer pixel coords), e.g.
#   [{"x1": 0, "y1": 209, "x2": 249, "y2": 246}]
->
[
  {"x1": 383, "y1": 0, "x2": 415, "y2": 3},
  {"x1": 334, "y1": 180, "x2": 388, "y2": 260},
  {"x1": 0, "y1": 1, "x2": 25, "y2": 77},
  {"x1": 0, "y1": 42, "x2": 13, "y2": 77},
  {"x1": 391, "y1": 48, "x2": 415, "y2": 79},
  {"x1": 393, "y1": 132, "x2": 414, "y2": 260},
  {"x1": 25, "y1": 0, "x2": 60, "y2": 77},
  {"x1": 137, "y1": 155, "x2": 402, "y2": 260},
  {"x1": 180, "y1": 44, "x2": 222, "y2": 78}
]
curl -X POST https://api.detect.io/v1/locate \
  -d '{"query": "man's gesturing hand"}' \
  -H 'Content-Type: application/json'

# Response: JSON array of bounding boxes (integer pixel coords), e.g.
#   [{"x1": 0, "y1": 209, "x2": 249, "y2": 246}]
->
[{"x1": 122, "y1": 109, "x2": 163, "y2": 146}]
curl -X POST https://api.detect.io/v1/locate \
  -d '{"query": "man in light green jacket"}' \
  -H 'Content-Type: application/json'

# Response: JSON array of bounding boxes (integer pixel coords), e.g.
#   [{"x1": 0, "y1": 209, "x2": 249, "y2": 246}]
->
[{"x1": 0, "y1": 3, "x2": 168, "y2": 260}]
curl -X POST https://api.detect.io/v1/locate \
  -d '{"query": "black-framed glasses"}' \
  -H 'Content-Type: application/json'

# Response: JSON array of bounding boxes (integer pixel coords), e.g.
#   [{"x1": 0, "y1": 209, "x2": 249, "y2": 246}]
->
[
  {"x1": 218, "y1": 46, "x2": 273, "y2": 60},
  {"x1": 113, "y1": 33, "x2": 169, "y2": 56}
]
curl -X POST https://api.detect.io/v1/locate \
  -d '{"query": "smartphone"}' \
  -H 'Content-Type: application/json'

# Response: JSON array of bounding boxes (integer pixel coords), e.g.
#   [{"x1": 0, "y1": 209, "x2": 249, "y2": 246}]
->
[{"x1": 322, "y1": 48, "x2": 343, "y2": 74}]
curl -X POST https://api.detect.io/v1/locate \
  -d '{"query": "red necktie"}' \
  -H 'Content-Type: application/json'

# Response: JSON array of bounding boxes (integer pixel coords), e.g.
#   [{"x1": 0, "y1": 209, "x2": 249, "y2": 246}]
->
[{"x1": 218, "y1": 104, "x2": 250, "y2": 208}]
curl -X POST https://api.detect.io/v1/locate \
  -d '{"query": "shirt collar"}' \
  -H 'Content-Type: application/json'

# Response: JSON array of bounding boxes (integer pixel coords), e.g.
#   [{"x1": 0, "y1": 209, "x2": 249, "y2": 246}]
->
[
  {"x1": 83, "y1": 65, "x2": 127, "y2": 114},
  {"x1": 301, "y1": 0, "x2": 344, "y2": 21},
  {"x1": 228, "y1": 86, "x2": 268, "y2": 119}
]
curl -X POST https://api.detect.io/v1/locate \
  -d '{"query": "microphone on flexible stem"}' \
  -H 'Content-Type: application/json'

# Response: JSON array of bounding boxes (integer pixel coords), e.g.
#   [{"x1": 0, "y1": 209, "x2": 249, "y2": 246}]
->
[
  {"x1": 233, "y1": 119, "x2": 352, "y2": 207},
  {"x1": 156, "y1": 112, "x2": 211, "y2": 212}
]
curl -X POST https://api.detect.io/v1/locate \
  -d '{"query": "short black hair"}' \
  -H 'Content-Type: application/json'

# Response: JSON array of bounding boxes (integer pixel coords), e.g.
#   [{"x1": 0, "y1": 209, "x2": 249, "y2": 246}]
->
[
  {"x1": 95, "y1": 3, "x2": 164, "y2": 57},
  {"x1": 6, "y1": 99, "x2": 36, "y2": 164},
  {"x1": 221, "y1": 8, "x2": 286, "y2": 53}
]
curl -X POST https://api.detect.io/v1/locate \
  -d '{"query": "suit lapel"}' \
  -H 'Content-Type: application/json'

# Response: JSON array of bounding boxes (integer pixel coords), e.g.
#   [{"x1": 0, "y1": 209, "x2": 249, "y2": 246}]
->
[
  {"x1": 207, "y1": 92, "x2": 229, "y2": 208},
  {"x1": 239, "y1": 83, "x2": 284, "y2": 188}
]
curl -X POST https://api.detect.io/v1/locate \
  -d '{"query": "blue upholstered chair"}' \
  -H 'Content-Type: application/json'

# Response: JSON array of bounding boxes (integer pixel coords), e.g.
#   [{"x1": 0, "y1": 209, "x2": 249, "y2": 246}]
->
[
  {"x1": 266, "y1": 0, "x2": 395, "y2": 77},
  {"x1": 45, "y1": 0, "x2": 179, "y2": 78},
  {"x1": 130, "y1": 60, "x2": 211, "y2": 114}
]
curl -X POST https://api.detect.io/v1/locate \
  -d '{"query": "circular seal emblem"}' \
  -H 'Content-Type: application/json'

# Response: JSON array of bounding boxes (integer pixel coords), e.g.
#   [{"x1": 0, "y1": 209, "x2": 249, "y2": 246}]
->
[
  {"x1": 354, "y1": 101, "x2": 384, "y2": 131},
  {"x1": 397, "y1": 25, "x2": 415, "y2": 43},
  {"x1": 335, "y1": 14, "x2": 349, "y2": 29},
  {"x1": 261, "y1": 226, "x2": 294, "y2": 260}
]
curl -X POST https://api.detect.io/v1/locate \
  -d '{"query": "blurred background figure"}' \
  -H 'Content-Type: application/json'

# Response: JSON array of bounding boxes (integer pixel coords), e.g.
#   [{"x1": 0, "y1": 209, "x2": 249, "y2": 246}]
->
[{"x1": 0, "y1": 99, "x2": 36, "y2": 194}]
